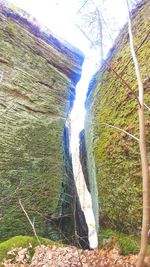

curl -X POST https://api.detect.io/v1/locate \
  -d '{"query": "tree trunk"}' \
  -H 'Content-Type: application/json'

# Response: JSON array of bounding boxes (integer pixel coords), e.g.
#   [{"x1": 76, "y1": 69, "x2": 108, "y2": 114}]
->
[
  {"x1": 96, "y1": 7, "x2": 103, "y2": 64},
  {"x1": 126, "y1": 1, "x2": 150, "y2": 265},
  {"x1": 136, "y1": 107, "x2": 150, "y2": 267}
]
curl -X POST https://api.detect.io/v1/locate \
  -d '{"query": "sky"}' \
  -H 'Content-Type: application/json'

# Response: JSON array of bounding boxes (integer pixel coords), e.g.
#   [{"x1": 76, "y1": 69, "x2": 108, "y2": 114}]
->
[
  {"x1": 6, "y1": 0, "x2": 128, "y2": 54},
  {"x1": 6, "y1": 0, "x2": 89, "y2": 52},
  {"x1": 5, "y1": 0, "x2": 129, "y2": 130}
]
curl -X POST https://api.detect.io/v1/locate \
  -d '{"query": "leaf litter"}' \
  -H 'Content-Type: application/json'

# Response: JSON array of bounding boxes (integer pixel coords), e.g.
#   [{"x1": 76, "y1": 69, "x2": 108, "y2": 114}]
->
[{"x1": 2, "y1": 244, "x2": 150, "y2": 267}]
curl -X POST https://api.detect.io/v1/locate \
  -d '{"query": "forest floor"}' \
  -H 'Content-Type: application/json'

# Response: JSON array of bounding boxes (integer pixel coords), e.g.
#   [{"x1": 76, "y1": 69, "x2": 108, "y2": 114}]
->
[{"x1": 2, "y1": 244, "x2": 150, "y2": 267}]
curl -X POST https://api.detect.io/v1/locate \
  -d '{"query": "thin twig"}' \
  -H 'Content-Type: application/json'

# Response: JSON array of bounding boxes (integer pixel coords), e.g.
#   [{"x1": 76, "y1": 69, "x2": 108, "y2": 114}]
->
[
  {"x1": 144, "y1": 102, "x2": 150, "y2": 112},
  {"x1": 126, "y1": 0, "x2": 143, "y2": 105},
  {"x1": 108, "y1": 65, "x2": 150, "y2": 111},
  {"x1": 126, "y1": 1, "x2": 150, "y2": 266},
  {"x1": 101, "y1": 122, "x2": 139, "y2": 142},
  {"x1": 95, "y1": 7, "x2": 103, "y2": 63},
  {"x1": 19, "y1": 199, "x2": 41, "y2": 246},
  {"x1": 107, "y1": 65, "x2": 141, "y2": 107},
  {"x1": 121, "y1": 30, "x2": 150, "y2": 74},
  {"x1": 76, "y1": 17, "x2": 149, "y2": 111},
  {"x1": 75, "y1": 24, "x2": 95, "y2": 47},
  {"x1": 76, "y1": 0, "x2": 90, "y2": 14}
]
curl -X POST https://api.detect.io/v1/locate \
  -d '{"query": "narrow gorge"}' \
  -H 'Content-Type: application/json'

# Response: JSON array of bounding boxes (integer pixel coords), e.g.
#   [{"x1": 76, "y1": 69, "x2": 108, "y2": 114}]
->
[{"x1": 0, "y1": 0, "x2": 150, "y2": 260}]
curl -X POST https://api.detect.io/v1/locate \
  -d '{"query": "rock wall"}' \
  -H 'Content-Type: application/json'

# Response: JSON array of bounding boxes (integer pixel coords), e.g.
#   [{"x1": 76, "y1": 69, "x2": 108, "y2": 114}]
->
[
  {"x1": 85, "y1": 0, "x2": 150, "y2": 234},
  {"x1": 79, "y1": 130, "x2": 90, "y2": 193},
  {"x1": 0, "y1": 3, "x2": 84, "y2": 241}
]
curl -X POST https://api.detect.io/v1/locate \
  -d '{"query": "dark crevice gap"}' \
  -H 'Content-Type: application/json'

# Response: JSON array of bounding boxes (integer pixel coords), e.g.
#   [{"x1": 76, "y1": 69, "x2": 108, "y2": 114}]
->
[
  {"x1": 66, "y1": 59, "x2": 99, "y2": 249},
  {"x1": 44, "y1": 126, "x2": 89, "y2": 249},
  {"x1": 63, "y1": 125, "x2": 90, "y2": 249},
  {"x1": 79, "y1": 129, "x2": 91, "y2": 193}
]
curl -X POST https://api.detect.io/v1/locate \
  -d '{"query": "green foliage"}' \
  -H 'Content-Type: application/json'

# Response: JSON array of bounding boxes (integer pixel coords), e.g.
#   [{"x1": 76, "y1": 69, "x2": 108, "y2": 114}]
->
[
  {"x1": 0, "y1": 235, "x2": 63, "y2": 266},
  {"x1": 8, "y1": 3, "x2": 19, "y2": 13},
  {"x1": 6, "y1": 23, "x2": 16, "y2": 34},
  {"x1": 99, "y1": 228, "x2": 139, "y2": 255}
]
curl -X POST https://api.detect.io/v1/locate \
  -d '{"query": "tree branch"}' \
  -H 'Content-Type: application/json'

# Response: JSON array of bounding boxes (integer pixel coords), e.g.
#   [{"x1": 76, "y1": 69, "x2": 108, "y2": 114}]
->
[
  {"x1": 76, "y1": 17, "x2": 150, "y2": 111},
  {"x1": 75, "y1": 24, "x2": 95, "y2": 47},
  {"x1": 107, "y1": 65, "x2": 141, "y2": 107},
  {"x1": 108, "y1": 65, "x2": 150, "y2": 111},
  {"x1": 101, "y1": 122, "x2": 139, "y2": 142},
  {"x1": 77, "y1": 0, "x2": 90, "y2": 14},
  {"x1": 144, "y1": 103, "x2": 150, "y2": 111},
  {"x1": 121, "y1": 30, "x2": 150, "y2": 75},
  {"x1": 126, "y1": 1, "x2": 150, "y2": 266},
  {"x1": 19, "y1": 199, "x2": 41, "y2": 246}
]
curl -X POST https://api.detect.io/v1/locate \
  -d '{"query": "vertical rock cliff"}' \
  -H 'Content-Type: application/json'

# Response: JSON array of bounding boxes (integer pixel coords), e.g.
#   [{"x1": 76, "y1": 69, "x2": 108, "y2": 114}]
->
[
  {"x1": 0, "y1": 2, "x2": 84, "y2": 241},
  {"x1": 84, "y1": 0, "x2": 150, "y2": 234}
]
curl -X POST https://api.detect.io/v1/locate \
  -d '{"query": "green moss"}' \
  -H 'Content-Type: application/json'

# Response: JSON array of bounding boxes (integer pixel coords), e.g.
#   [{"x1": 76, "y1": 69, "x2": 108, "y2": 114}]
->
[
  {"x1": 0, "y1": 120, "x2": 65, "y2": 239},
  {"x1": 6, "y1": 23, "x2": 17, "y2": 35},
  {"x1": 0, "y1": 235, "x2": 64, "y2": 266},
  {"x1": 0, "y1": 5, "x2": 76, "y2": 241},
  {"x1": 99, "y1": 228, "x2": 139, "y2": 255},
  {"x1": 85, "y1": 0, "x2": 150, "y2": 234}
]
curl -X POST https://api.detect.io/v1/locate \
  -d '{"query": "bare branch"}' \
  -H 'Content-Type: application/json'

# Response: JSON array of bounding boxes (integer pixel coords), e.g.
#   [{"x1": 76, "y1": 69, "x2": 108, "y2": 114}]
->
[
  {"x1": 144, "y1": 103, "x2": 150, "y2": 111},
  {"x1": 19, "y1": 199, "x2": 41, "y2": 246},
  {"x1": 121, "y1": 30, "x2": 150, "y2": 74},
  {"x1": 76, "y1": 13, "x2": 149, "y2": 111},
  {"x1": 101, "y1": 122, "x2": 139, "y2": 142},
  {"x1": 75, "y1": 23, "x2": 95, "y2": 47},
  {"x1": 77, "y1": 0, "x2": 90, "y2": 14},
  {"x1": 108, "y1": 66, "x2": 150, "y2": 111},
  {"x1": 95, "y1": 7, "x2": 103, "y2": 63},
  {"x1": 126, "y1": 0, "x2": 143, "y2": 106},
  {"x1": 126, "y1": 1, "x2": 150, "y2": 266},
  {"x1": 107, "y1": 65, "x2": 141, "y2": 107}
]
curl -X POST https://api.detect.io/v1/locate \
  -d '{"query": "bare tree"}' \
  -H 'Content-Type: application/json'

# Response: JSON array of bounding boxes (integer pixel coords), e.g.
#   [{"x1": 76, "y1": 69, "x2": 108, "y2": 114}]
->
[
  {"x1": 126, "y1": 1, "x2": 150, "y2": 266},
  {"x1": 76, "y1": 0, "x2": 106, "y2": 65}
]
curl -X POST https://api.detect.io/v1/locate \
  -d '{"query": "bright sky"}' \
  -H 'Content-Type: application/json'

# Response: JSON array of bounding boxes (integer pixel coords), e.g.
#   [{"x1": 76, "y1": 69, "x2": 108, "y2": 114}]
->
[
  {"x1": 6, "y1": 0, "x2": 89, "y2": 52},
  {"x1": 6, "y1": 0, "x2": 129, "y2": 130},
  {"x1": 6, "y1": 0, "x2": 128, "y2": 53}
]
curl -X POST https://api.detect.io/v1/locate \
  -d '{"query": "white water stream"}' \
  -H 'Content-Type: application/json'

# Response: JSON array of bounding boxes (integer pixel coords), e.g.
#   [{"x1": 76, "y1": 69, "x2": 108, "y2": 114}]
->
[{"x1": 69, "y1": 59, "x2": 98, "y2": 249}]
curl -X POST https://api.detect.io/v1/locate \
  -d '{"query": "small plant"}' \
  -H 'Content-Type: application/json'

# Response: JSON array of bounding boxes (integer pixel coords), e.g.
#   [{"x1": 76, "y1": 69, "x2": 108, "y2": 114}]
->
[
  {"x1": 6, "y1": 23, "x2": 16, "y2": 35},
  {"x1": 8, "y1": 3, "x2": 19, "y2": 13},
  {"x1": 99, "y1": 228, "x2": 139, "y2": 255}
]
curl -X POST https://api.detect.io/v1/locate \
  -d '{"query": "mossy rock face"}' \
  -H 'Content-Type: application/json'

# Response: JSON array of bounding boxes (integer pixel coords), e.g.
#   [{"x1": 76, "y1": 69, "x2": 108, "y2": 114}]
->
[
  {"x1": 85, "y1": 0, "x2": 150, "y2": 234},
  {"x1": 98, "y1": 228, "x2": 139, "y2": 255},
  {"x1": 0, "y1": 3, "x2": 84, "y2": 241},
  {"x1": 0, "y1": 235, "x2": 63, "y2": 266}
]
